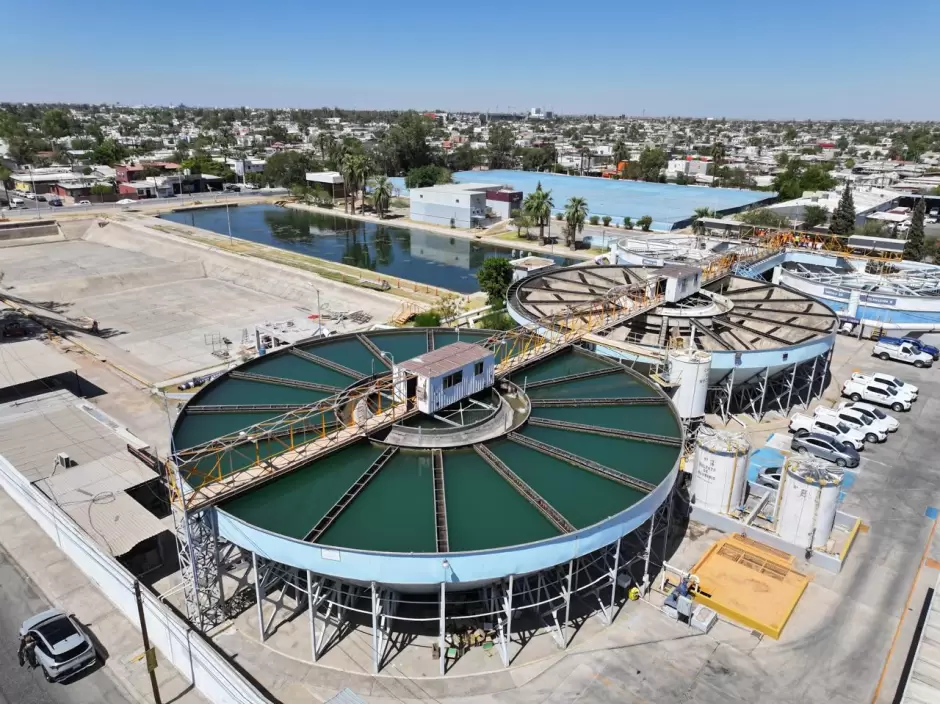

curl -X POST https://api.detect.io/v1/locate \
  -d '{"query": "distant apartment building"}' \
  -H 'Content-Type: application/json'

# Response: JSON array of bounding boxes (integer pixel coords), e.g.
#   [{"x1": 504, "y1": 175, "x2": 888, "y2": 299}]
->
[
  {"x1": 667, "y1": 156, "x2": 712, "y2": 178},
  {"x1": 115, "y1": 161, "x2": 179, "y2": 183}
]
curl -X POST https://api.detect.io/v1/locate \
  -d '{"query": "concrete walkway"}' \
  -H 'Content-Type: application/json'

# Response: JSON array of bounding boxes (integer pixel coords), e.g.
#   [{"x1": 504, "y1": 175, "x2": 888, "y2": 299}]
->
[{"x1": 0, "y1": 488, "x2": 206, "y2": 704}]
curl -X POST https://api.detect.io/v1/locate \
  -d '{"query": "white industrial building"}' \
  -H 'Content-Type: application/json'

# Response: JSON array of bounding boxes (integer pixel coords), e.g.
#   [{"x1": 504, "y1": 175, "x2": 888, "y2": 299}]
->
[
  {"x1": 763, "y1": 186, "x2": 903, "y2": 226},
  {"x1": 305, "y1": 171, "x2": 345, "y2": 199},
  {"x1": 409, "y1": 183, "x2": 500, "y2": 229},
  {"x1": 667, "y1": 157, "x2": 712, "y2": 178}
]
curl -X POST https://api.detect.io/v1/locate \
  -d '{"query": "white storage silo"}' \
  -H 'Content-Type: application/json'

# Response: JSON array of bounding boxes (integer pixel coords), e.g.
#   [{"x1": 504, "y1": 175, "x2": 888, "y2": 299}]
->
[
  {"x1": 690, "y1": 428, "x2": 750, "y2": 514},
  {"x1": 668, "y1": 349, "x2": 711, "y2": 421},
  {"x1": 775, "y1": 459, "x2": 844, "y2": 550}
]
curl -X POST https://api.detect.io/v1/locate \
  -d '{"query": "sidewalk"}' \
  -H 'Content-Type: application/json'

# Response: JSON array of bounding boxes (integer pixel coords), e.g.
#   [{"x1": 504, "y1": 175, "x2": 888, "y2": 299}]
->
[{"x1": 0, "y1": 486, "x2": 206, "y2": 704}]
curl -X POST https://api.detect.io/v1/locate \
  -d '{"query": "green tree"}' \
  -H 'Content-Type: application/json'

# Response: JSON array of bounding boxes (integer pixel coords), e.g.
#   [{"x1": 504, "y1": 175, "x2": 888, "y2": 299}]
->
[
  {"x1": 90, "y1": 183, "x2": 114, "y2": 195},
  {"x1": 856, "y1": 220, "x2": 886, "y2": 237},
  {"x1": 487, "y1": 123, "x2": 515, "y2": 169},
  {"x1": 91, "y1": 138, "x2": 128, "y2": 166},
  {"x1": 602, "y1": 215, "x2": 612, "y2": 226},
  {"x1": 260, "y1": 151, "x2": 315, "y2": 188},
  {"x1": 510, "y1": 208, "x2": 532, "y2": 238},
  {"x1": 476, "y1": 310, "x2": 515, "y2": 330},
  {"x1": 414, "y1": 310, "x2": 442, "y2": 327},
  {"x1": 802, "y1": 204, "x2": 829, "y2": 228},
  {"x1": 381, "y1": 112, "x2": 435, "y2": 173},
  {"x1": 738, "y1": 208, "x2": 790, "y2": 229},
  {"x1": 0, "y1": 165, "x2": 10, "y2": 208},
  {"x1": 477, "y1": 257, "x2": 514, "y2": 306},
  {"x1": 638, "y1": 148, "x2": 667, "y2": 182},
  {"x1": 637, "y1": 215, "x2": 653, "y2": 232},
  {"x1": 342, "y1": 152, "x2": 369, "y2": 214},
  {"x1": 693, "y1": 207, "x2": 714, "y2": 235},
  {"x1": 41, "y1": 108, "x2": 71, "y2": 139},
  {"x1": 612, "y1": 138, "x2": 629, "y2": 166},
  {"x1": 623, "y1": 216, "x2": 633, "y2": 230},
  {"x1": 563, "y1": 196, "x2": 588, "y2": 248},
  {"x1": 370, "y1": 175, "x2": 394, "y2": 219},
  {"x1": 405, "y1": 165, "x2": 451, "y2": 189},
  {"x1": 523, "y1": 182, "x2": 554, "y2": 243},
  {"x1": 904, "y1": 199, "x2": 926, "y2": 261},
  {"x1": 710, "y1": 142, "x2": 726, "y2": 177},
  {"x1": 829, "y1": 183, "x2": 856, "y2": 235},
  {"x1": 589, "y1": 215, "x2": 600, "y2": 225}
]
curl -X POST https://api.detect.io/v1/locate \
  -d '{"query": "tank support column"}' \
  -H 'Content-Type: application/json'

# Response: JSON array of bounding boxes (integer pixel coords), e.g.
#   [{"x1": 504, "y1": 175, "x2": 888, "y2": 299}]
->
[
  {"x1": 497, "y1": 574, "x2": 514, "y2": 667},
  {"x1": 438, "y1": 582, "x2": 446, "y2": 676},
  {"x1": 804, "y1": 355, "x2": 819, "y2": 407},
  {"x1": 785, "y1": 361, "x2": 798, "y2": 413},
  {"x1": 602, "y1": 540, "x2": 620, "y2": 625},
  {"x1": 306, "y1": 572, "x2": 324, "y2": 662}
]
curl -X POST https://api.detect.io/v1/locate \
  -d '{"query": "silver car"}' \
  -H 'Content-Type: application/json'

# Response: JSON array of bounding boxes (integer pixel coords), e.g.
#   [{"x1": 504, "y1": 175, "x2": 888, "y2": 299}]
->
[
  {"x1": 791, "y1": 432, "x2": 860, "y2": 468},
  {"x1": 19, "y1": 609, "x2": 97, "y2": 682}
]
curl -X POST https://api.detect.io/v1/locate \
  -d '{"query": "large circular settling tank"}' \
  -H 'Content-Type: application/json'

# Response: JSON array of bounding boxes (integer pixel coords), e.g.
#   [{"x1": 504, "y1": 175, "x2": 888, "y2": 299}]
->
[{"x1": 172, "y1": 328, "x2": 683, "y2": 592}]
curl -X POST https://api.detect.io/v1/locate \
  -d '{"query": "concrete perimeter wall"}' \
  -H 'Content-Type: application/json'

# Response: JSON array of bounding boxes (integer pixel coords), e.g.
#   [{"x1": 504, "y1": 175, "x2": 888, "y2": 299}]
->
[
  {"x1": 0, "y1": 453, "x2": 272, "y2": 704},
  {"x1": 0, "y1": 219, "x2": 60, "y2": 241}
]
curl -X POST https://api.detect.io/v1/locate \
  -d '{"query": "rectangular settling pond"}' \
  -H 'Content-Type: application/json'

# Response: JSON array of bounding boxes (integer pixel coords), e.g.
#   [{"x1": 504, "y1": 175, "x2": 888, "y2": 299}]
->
[{"x1": 161, "y1": 205, "x2": 577, "y2": 294}]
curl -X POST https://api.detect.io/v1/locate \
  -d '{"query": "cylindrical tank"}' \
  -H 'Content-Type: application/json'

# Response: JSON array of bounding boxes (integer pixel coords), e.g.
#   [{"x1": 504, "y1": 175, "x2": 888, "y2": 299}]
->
[
  {"x1": 669, "y1": 349, "x2": 712, "y2": 421},
  {"x1": 691, "y1": 428, "x2": 750, "y2": 514},
  {"x1": 775, "y1": 458, "x2": 843, "y2": 550}
]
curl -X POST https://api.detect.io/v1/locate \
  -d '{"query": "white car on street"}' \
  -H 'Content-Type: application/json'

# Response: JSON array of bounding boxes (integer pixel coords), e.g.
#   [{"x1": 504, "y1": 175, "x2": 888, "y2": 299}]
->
[
  {"x1": 116, "y1": 198, "x2": 135, "y2": 205},
  {"x1": 837, "y1": 401, "x2": 899, "y2": 433}
]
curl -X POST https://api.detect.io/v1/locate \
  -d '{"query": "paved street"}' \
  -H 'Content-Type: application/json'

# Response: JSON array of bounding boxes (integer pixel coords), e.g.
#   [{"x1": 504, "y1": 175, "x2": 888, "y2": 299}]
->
[{"x1": 0, "y1": 545, "x2": 133, "y2": 704}]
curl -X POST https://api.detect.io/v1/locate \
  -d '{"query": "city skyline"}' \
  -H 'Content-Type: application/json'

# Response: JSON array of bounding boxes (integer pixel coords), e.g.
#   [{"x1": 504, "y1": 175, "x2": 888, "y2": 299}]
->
[{"x1": 5, "y1": 0, "x2": 939, "y2": 120}]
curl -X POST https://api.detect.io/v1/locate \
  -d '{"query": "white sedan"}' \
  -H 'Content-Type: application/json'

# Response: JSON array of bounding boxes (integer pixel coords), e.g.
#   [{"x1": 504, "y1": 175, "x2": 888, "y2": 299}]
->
[{"x1": 116, "y1": 198, "x2": 136, "y2": 205}]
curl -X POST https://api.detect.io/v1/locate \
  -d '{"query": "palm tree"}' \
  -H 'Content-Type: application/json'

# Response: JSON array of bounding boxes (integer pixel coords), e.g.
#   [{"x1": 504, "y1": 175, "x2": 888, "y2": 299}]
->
[
  {"x1": 340, "y1": 155, "x2": 355, "y2": 213},
  {"x1": 371, "y1": 175, "x2": 394, "y2": 219},
  {"x1": 341, "y1": 153, "x2": 368, "y2": 214},
  {"x1": 523, "y1": 182, "x2": 554, "y2": 243},
  {"x1": 612, "y1": 138, "x2": 629, "y2": 169},
  {"x1": 563, "y1": 196, "x2": 588, "y2": 249},
  {"x1": 710, "y1": 142, "x2": 726, "y2": 182},
  {"x1": 693, "y1": 207, "x2": 714, "y2": 235}
]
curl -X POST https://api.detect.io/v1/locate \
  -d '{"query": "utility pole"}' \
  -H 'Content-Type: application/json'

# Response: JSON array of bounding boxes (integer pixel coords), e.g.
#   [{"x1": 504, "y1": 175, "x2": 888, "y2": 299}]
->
[{"x1": 134, "y1": 581, "x2": 162, "y2": 704}]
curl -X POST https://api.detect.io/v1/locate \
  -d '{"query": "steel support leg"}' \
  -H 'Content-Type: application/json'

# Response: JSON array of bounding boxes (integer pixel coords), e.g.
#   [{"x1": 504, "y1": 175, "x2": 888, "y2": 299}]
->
[
  {"x1": 785, "y1": 361, "x2": 798, "y2": 414},
  {"x1": 501, "y1": 574, "x2": 513, "y2": 667},
  {"x1": 607, "y1": 540, "x2": 620, "y2": 625},
  {"x1": 439, "y1": 582, "x2": 446, "y2": 676},
  {"x1": 562, "y1": 559, "x2": 573, "y2": 648},
  {"x1": 723, "y1": 368, "x2": 735, "y2": 420},
  {"x1": 805, "y1": 356, "x2": 819, "y2": 407},
  {"x1": 307, "y1": 571, "x2": 320, "y2": 662},
  {"x1": 642, "y1": 516, "x2": 655, "y2": 597},
  {"x1": 757, "y1": 367, "x2": 770, "y2": 420},
  {"x1": 253, "y1": 552, "x2": 265, "y2": 643},
  {"x1": 371, "y1": 582, "x2": 379, "y2": 673}
]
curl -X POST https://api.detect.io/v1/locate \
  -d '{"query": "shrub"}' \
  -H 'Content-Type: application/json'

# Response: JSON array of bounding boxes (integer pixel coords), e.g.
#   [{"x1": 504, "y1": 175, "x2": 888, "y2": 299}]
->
[
  {"x1": 638, "y1": 215, "x2": 653, "y2": 231},
  {"x1": 413, "y1": 311, "x2": 442, "y2": 327},
  {"x1": 602, "y1": 215, "x2": 611, "y2": 226},
  {"x1": 589, "y1": 215, "x2": 600, "y2": 225},
  {"x1": 623, "y1": 216, "x2": 633, "y2": 229},
  {"x1": 555, "y1": 212, "x2": 564, "y2": 221},
  {"x1": 477, "y1": 310, "x2": 515, "y2": 330}
]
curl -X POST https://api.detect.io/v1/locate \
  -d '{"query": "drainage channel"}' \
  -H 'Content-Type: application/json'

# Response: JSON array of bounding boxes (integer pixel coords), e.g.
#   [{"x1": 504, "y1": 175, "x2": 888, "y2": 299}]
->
[
  {"x1": 473, "y1": 444, "x2": 575, "y2": 534},
  {"x1": 357, "y1": 334, "x2": 393, "y2": 368},
  {"x1": 507, "y1": 432, "x2": 655, "y2": 493},
  {"x1": 187, "y1": 403, "x2": 310, "y2": 414}
]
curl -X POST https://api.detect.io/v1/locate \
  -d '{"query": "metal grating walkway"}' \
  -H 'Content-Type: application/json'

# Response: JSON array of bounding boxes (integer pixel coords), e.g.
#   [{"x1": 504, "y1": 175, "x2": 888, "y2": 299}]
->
[
  {"x1": 473, "y1": 444, "x2": 574, "y2": 534},
  {"x1": 357, "y1": 334, "x2": 393, "y2": 368},
  {"x1": 529, "y1": 396, "x2": 664, "y2": 407},
  {"x1": 522, "y1": 367, "x2": 622, "y2": 389},
  {"x1": 290, "y1": 348, "x2": 365, "y2": 380},
  {"x1": 508, "y1": 432, "x2": 656, "y2": 493},
  {"x1": 526, "y1": 416, "x2": 682, "y2": 446},
  {"x1": 230, "y1": 371, "x2": 342, "y2": 394},
  {"x1": 304, "y1": 446, "x2": 400, "y2": 544},
  {"x1": 431, "y1": 449, "x2": 448, "y2": 552},
  {"x1": 187, "y1": 403, "x2": 309, "y2": 414}
]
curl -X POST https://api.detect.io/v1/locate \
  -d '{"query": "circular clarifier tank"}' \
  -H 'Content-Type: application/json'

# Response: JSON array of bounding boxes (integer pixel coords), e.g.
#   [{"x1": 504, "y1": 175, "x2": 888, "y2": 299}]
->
[{"x1": 172, "y1": 328, "x2": 683, "y2": 590}]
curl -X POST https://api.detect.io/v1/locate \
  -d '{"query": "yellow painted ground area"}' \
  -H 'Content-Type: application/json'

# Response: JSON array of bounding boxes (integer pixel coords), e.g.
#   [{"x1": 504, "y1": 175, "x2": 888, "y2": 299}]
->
[{"x1": 690, "y1": 534, "x2": 809, "y2": 639}]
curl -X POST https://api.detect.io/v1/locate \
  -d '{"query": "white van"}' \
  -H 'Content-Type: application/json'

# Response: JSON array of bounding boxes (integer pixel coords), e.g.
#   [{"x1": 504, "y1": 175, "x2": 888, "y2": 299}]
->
[{"x1": 10, "y1": 197, "x2": 24, "y2": 207}]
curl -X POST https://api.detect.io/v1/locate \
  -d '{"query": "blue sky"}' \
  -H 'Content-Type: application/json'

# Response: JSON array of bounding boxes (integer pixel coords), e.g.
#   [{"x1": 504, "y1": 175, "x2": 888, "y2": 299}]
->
[{"x1": 7, "y1": 0, "x2": 939, "y2": 119}]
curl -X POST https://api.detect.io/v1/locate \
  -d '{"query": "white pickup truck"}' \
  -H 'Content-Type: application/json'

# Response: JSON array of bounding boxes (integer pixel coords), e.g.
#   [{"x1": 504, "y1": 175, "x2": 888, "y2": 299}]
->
[
  {"x1": 788, "y1": 412, "x2": 866, "y2": 450},
  {"x1": 815, "y1": 406, "x2": 887, "y2": 444},
  {"x1": 842, "y1": 377, "x2": 912, "y2": 412},
  {"x1": 872, "y1": 340, "x2": 933, "y2": 368},
  {"x1": 851, "y1": 372, "x2": 918, "y2": 400}
]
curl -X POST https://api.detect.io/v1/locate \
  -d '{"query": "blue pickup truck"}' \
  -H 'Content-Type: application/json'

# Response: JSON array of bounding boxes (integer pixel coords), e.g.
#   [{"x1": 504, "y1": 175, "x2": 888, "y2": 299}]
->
[{"x1": 878, "y1": 336, "x2": 940, "y2": 361}]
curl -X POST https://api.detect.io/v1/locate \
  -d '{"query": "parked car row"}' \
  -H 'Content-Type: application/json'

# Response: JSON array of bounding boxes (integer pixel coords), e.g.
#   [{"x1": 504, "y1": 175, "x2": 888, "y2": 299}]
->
[{"x1": 785, "y1": 372, "x2": 913, "y2": 469}]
